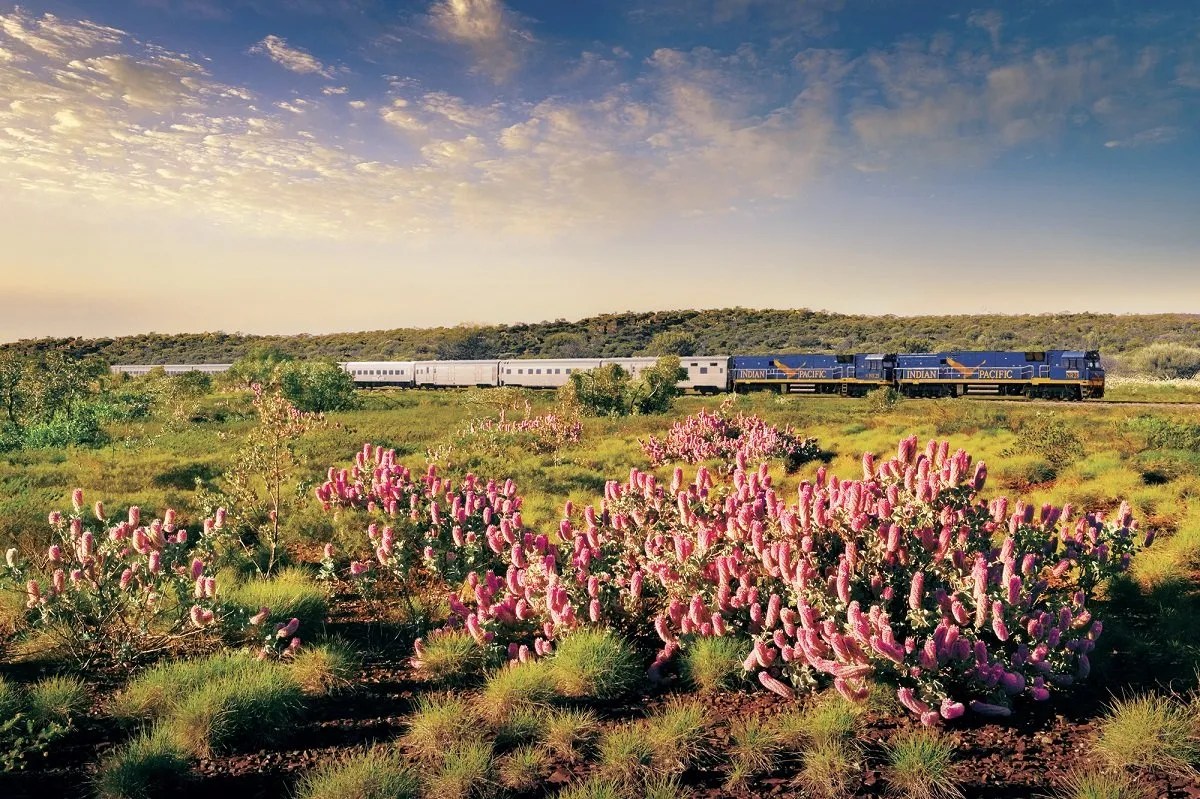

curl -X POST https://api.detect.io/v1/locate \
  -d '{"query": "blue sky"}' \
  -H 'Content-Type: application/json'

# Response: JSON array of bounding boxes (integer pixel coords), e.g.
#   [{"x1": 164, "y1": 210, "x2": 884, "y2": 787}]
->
[{"x1": 0, "y1": 0, "x2": 1197, "y2": 339}]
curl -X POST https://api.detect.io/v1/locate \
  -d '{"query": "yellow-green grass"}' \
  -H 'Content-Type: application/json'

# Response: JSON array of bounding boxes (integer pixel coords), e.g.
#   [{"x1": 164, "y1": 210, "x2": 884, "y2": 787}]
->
[
  {"x1": 556, "y1": 778, "x2": 627, "y2": 799},
  {"x1": 726, "y1": 714, "x2": 782, "y2": 786},
  {"x1": 1093, "y1": 692, "x2": 1200, "y2": 777},
  {"x1": 794, "y1": 739, "x2": 861, "y2": 799},
  {"x1": 1056, "y1": 769, "x2": 1148, "y2": 799},
  {"x1": 400, "y1": 694, "x2": 481, "y2": 762},
  {"x1": 222, "y1": 566, "x2": 328, "y2": 632},
  {"x1": 479, "y1": 659, "x2": 557, "y2": 723},
  {"x1": 424, "y1": 741, "x2": 495, "y2": 799},
  {"x1": 414, "y1": 629, "x2": 493, "y2": 685},
  {"x1": 109, "y1": 651, "x2": 270, "y2": 721},
  {"x1": 643, "y1": 697, "x2": 711, "y2": 772},
  {"x1": 548, "y1": 628, "x2": 641, "y2": 701},
  {"x1": 496, "y1": 745, "x2": 550, "y2": 792},
  {"x1": 296, "y1": 747, "x2": 421, "y2": 799},
  {"x1": 287, "y1": 641, "x2": 358, "y2": 696},
  {"x1": 493, "y1": 704, "x2": 544, "y2": 749},
  {"x1": 883, "y1": 729, "x2": 962, "y2": 799},
  {"x1": 94, "y1": 729, "x2": 192, "y2": 799},
  {"x1": 679, "y1": 636, "x2": 747, "y2": 695},
  {"x1": 770, "y1": 691, "x2": 864, "y2": 751},
  {"x1": 25, "y1": 674, "x2": 90, "y2": 725},
  {"x1": 540, "y1": 707, "x2": 600, "y2": 762}
]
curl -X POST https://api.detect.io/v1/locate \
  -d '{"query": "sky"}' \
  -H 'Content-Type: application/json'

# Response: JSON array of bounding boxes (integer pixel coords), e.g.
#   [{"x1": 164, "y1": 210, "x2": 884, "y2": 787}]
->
[{"x1": 0, "y1": 0, "x2": 1197, "y2": 340}]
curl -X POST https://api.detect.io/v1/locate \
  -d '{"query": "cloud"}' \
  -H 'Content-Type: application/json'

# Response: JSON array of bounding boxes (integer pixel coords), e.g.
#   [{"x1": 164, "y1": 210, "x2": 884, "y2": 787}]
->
[
  {"x1": 967, "y1": 10, "x2": 1003, "y2": 50},
  {"x1": 428, "y1": 0, "x2": 531, "y2": 81},
  {"x1": 1104, "y1": 126, "x2": 1182, "y2": 148},
  {"x1": 250, "y1": 34, "x2": 333, "y2": 78}
]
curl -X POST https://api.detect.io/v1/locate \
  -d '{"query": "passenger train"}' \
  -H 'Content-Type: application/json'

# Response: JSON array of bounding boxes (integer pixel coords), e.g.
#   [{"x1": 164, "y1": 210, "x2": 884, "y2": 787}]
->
[{"x1": 112, "y1": 349, "x2": 1105, "y2": 400}]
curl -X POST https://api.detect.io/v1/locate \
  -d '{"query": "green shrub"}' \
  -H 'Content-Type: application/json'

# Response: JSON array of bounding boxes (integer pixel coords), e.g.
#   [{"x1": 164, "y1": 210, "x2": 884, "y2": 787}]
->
[
  {"x1": 296, "y1": 747, "x2": 420, "y2": 799},
  {"x1": 25, "y1": 674, "x2": 89, "y2": 725},
  {"x1": 548, "y1": 629, "x2": 640, "y2": 700},
  {"x1": 1127, "y1": 343, "x2": 1200, "y2": 379},
  {"x1": 95, "y1": 730, "x2": 191, "y2": 799},
  {"x1": 425, "y1": 742, "x2": 494, "y2": 799},
  {"x1": 680, "y1": 636, "x2": 745, "y2": 695}
]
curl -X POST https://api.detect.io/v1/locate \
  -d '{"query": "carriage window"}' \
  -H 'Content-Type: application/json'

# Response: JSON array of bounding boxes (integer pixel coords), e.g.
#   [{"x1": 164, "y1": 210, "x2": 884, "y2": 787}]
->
[
  {"x1": 517, "y1": 369, "x2": 523, "y2": 374},
  {"x1": 700, "y1": 367, "x2": 708, "y2": 374},
  {"x1": 555, "y1": 369, "x2": 561, "y2": 374},
  {"x1": 566, "y1": 369, "x2": 572, "y2": 374}
]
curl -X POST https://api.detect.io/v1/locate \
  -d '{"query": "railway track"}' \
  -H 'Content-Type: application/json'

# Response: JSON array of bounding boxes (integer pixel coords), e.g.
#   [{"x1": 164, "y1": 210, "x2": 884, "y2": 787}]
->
[{"x1": 966, "y1": 398, "x2": 1200, "y2": 410}]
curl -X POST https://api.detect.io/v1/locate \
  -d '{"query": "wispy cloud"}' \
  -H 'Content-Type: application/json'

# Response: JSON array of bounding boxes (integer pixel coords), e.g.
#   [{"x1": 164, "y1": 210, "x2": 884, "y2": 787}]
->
[
  {"x1": 427, "y1": 0, "x2": 531, "y2": 82},
  {"x1": 1104, "y1": 126, "x2": 1182, "y2": 148},
  {"x1": 250, "y1": 34, "x2": 334, "y2": 78}
]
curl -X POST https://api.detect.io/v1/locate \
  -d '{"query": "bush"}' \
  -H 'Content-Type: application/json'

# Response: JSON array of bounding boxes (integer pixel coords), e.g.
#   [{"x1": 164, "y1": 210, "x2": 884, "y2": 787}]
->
[
  {"x1": 865, "y1": 387, "x2": 902, "y2": 414},
  {"x1": 296, "y1": 747, "x2": 420, "y2": 799},
  {"x1": 640, "y1": 400, "x2": 821, "y2": 472},
  {"x1": 278, "y1": 360, "x2": 358, "y2": 413},
  {"x1": 558, "y1": 357, "x2": 685, "y2": 417},
  {"x1": 1127, "y1": 343, "x2": 1200, "y2": 379},
  {"x1": 0, "y1": 493, "x2": 232, "y2": 668},
  {"x1": 0, "y1": 674, "x2": 83, "y2": 772}
]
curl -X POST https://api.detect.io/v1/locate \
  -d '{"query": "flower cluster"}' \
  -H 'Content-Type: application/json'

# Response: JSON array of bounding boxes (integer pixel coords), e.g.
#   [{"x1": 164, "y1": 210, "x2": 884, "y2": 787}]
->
[
  {"x1": 1, "y1": 491, "x2": 234, "y2": 667},
  {"x1": 324, "y1": 436, "x2": 1146, "y2": 722},
  {"x1": 640, "y1": 400, "x2": 821, "y2": 472},
  {"x1": 457, "y1": 409, "x2": 584, "y2": 455}
]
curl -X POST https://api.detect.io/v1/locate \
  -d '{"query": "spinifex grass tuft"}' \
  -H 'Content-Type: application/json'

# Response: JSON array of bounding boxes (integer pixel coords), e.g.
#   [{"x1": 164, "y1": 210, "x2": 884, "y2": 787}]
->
[
  {"x1": 597, "y1": 722, "x2": 656, "y2": 790},
  {"x1": 884, "y1": 729, "x2": 962, "y2": 799},
  {"x1": 795, "y1": 739, "x2": 861, "y2": 799},
  {"x1": 679, "y1": 636, "x2": 746, "y2": 694},
  {"x1": 479, "y1": 659, "x2": 556, "y2": 723},
  {"x1": 26, "y1": 674, "x2": 89, "y2": 725},
  {"x1": 497, "y1": 745, "x2": 550, "y2": 792},
  {"x1": 644, "y1": 774, "x2": 694, "y2": 799},
  {"x1": 548, "y1": 628, "x2": 640, "y2": 700},
  {"x1": 287, "y1": 641, "x2": 357, "y2": 696},
  {"x1": 158, "y1": 668, "x2": 304, "y2": 758},
  {"x1": 726, "y1": 715, "x2": 782, "y2": 786},
  {"x1": 110, "y1": 651, "x2": 266, "y2": 722},
  {"x1": 414, "y1": 629, "x2": 492, "y2": 685},
  {"x1": 295, "y1": 747, "x2": 421, "y2": 799},
  {"x1": 1094, "y1": 692, "x2": 1200, "y2": 777},
  {"x1": 541, "y1": 707, "x2": 600, "y2": 762},
  {"x1": 224, "y1": 566, "x2": 328, "y2": 632},
  {"x1": 557, "y1": 778, "x2": 626, "y2": 799},
  {"x1": 94, "y1": 729, "x2": 191, "y2": 799},
  {"x1": 800, "y1": 693, "x2": 864, "y2": 745},
  {"x1": 425, "y1": 742, "x2": 495, "y2": 799},
  {"x1": 0, "y1": 676, "x2": 19, "y2": 718},
  {"x1": 400, "y1": 694, "x2": 480, "y2": 762},
  {"x1": 1057, "y1": 769, "x2": 1148, "y2": 799},
  {"x1": 493, "y1": 704, "x2": 543, "y2": 749},
  {"x1": 645, "y1": 697, "x2": 711, "y2": 772}
]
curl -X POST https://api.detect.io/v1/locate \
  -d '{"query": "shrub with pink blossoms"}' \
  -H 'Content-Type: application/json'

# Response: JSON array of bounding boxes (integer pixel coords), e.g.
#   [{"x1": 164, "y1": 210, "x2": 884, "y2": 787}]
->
[
  {"x1": 0, "y1": 491, "x2": 236, "y2": 668},
  {"x1": 640, "y1": 400, "x2": 821, "y2": 473}
]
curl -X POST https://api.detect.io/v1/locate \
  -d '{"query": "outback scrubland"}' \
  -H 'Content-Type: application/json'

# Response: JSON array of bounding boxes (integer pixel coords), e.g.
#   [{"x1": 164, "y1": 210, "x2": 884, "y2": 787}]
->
[{"x1": 1, "y1": 367, "x2": 1198, "y2": 799}]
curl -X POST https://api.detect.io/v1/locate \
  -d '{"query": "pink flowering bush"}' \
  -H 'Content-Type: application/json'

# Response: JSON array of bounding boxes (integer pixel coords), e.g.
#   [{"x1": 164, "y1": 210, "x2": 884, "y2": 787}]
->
[
  {"x1": 640, "y1": 400, "x2": 821, "y2": 472},
  {"x1": 322, "y1": 436, "x2": 1147, "y2": 723},
  {"x1": 0, "y1": 490, "x2": 244, "y2": 668}
]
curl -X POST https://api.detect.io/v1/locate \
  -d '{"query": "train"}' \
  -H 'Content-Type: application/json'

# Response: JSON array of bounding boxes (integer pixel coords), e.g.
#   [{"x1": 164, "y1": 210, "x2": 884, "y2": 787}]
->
[{"x1": 111, "y1": 349, "x2": 1105, "y2": 400}]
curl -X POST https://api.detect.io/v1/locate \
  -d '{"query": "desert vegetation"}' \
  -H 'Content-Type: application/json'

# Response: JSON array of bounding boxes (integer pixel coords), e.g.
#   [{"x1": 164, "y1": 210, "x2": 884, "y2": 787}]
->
[{"x1": 1, "y1": 356, "x2": 1198, "y2": 799}]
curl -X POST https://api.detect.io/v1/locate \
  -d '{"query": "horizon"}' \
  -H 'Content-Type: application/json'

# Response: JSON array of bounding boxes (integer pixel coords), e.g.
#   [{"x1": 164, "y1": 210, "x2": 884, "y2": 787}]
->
[{"x1": 1, "y1": 1, "x2": 1198, "y2": 341}]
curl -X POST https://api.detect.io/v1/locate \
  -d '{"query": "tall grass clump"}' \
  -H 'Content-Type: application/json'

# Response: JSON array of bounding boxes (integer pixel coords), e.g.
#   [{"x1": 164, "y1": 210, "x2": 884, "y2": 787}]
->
[
  {"x1": 95, "y1": 730, "x2": 191, "y2": 799},
  {"x1": 223, "y1": 566, "x2": 328, "y2": 632},
  {"x1": 541, "y1": 707, "x2": 599, "y2": 762},
  {"x1": 557, "y1": 778, "x2": 626, "y2": 799},
  {"x1": 1094, "y1": 693, "x2": 1200, "y2": 777},
  {"x1": 479, "y1": 659, "x2": 556, "y2": 722},
  {"x1": 1057, "y1": 769, "x2": 1147, "y2": 799},
  {"x1": 400, "y1": 694, "x2": 480, "y2": 762},
  {"x1": 795, "y1": 740, "x2": 861, "y2": 799},
  {"x1": 287, "y1": 641, "x2": 357, "y2": 696},
  {"x1": 548, "y1": 629, "x2": 640, "y2": 700},
  {"x1": 679, "y1": 636, "x2": 745, "y2": 694},
  {"x1": 412, "y1": 629, "x2": 492, "y2": 685},
  {"x1": 425, "y1": 742, "x2": 495, "y2": 799},
  {"x1": 25, "y1": 674, "x2": 89, "y2": 725},
  {"x1": 497, "y1": 745, "x2": 550, "y2": 792},
  {"x1": 158, "y1": 667, "x2": 304, "y2": 757},
  {"x1": 726, "y1": 715, "x2": 781, "y2": 786},
  {"x1": 597, "y1": 723, "x2": 656, "y2": 790},
  {"x1": 883, "y1": 729, "x2": 962, "y2": 799},
  {"x1": 645, "y1": 698, "x2": 711, "y2": 772},
  {"x1": 296, "y1": 747, "x2": 420, "y2": 799},
  {"x1": 110, "y1": 651, "x2": 270, "y2": 722}
]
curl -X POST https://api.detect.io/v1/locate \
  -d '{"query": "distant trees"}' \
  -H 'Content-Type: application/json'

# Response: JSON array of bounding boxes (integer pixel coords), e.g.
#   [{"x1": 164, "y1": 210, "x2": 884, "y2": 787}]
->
[
  {"x1": 559, "y1": 356, "x2": 685, "y2": 416},
  {"x1": 644, "y1": 331, "x2": 698, "y2": 356},
  {"x1": 0, "y1": 351, "x2": 110, "y2": 451}
]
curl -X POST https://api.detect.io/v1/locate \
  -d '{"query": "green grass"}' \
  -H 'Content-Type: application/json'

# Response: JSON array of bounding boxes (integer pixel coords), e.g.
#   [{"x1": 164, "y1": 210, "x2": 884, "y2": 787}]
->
[
  {"x1": 556, "y1": 778, "x2": 627, "y2": 799},
  {"x1": 287, "y1": 641, "x2": 358, "y2": 696},
  {"x1": 414, "y1": 629, "x2": 492, "y2": 685},
  {"x1": 644, "y1": 774, "x2": 692, "y2": 799},
  {"x1": 644, "y1": 697, "x2": 710, "y2": 772},
  {"x1": 497, "y1": 745, "x2": 550, "y2": 792},
  {"x1": 110, "y1": 651, "x2": 271, "y2": 721},
  {"x1": 883, "y1": 729, "x2": 962, "y2": 799},
  {"x1": 597, "y1": 723, "x2": 656, "y2": 790},
  {"x1": 0, "y1": 675, "x2": 19, "y2": 719},
  {"x1": 94, "y1": 729, "x2": 191, "y2": 799},
  {"x1": 540, "y1": 707, "x2": 600, "y2": 762},
  {"x1": 157, "y1": 666, "x2": 304, "y2": 757},
  {"x1": 296, "y1": 747, "x2": 421, "y2": 799},
  {"x1": 493, "y1": 704, "x2": 543, "y2": 749},
  {"x1": 679, "y1": 636, "x2": 746, "y2": 695},
  {"x1": 726, "y1": 715, "x2": 782, "y2": 786},
  {"x1": 479, "y1": 658, "x2": 557, "y2": 722},
  {"x1": 400, "y1": 694, "x2": 480, "y2": 762},
  {"x1": 548, "y1": 628, "x2": 641, "y2": 700},
  {"x1": 425, "y1": 742, "x2": 495, "y2": 799},
  {"x1": 1057, "y1": 769, "x2": 1148, "y2": 799},
  {"x1": 1094, "y1": 693, "x2": 1200, "y2": 777},
  {"x1": 795, "y1": 739, "x2": 861, "y2": 799},
  {"x1": 223, "y1": 566, "x2": 328, "y2": 632},
  {"x1": 25, "y1": 674, "x2": 89, "y2": 725}
]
